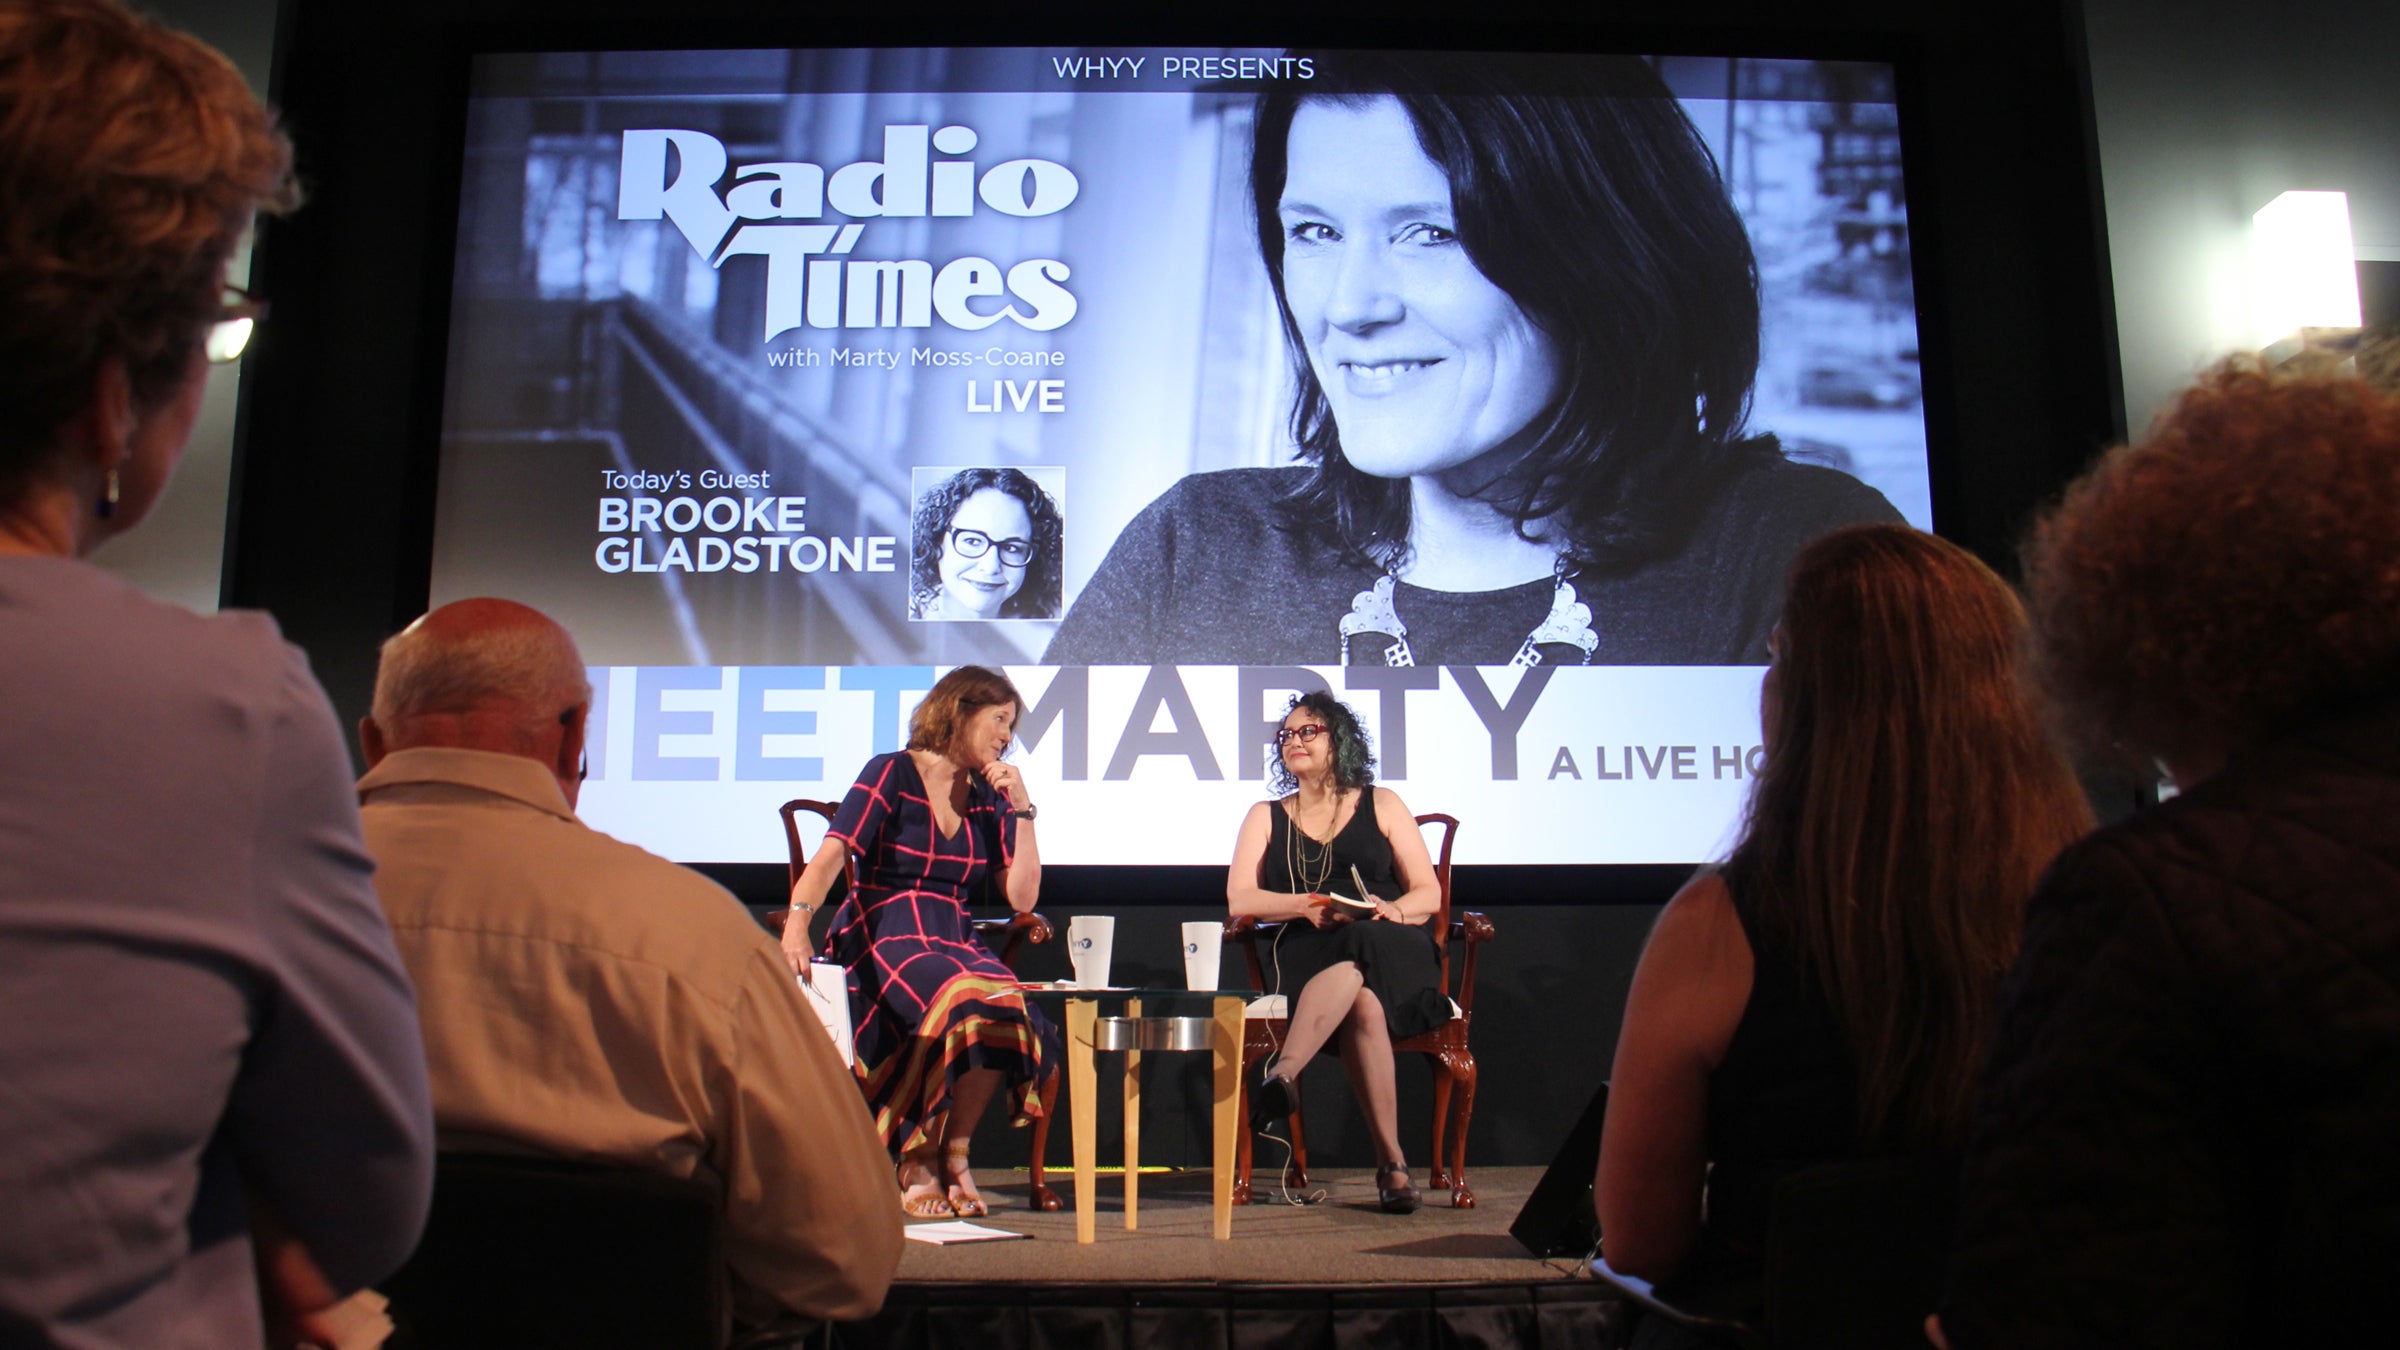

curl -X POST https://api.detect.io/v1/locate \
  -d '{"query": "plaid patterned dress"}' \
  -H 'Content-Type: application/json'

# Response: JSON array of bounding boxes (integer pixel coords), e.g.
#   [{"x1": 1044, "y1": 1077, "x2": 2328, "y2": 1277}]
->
[{"x1": 825, "y1": 751, "x2": 1056, "y2": 1154}]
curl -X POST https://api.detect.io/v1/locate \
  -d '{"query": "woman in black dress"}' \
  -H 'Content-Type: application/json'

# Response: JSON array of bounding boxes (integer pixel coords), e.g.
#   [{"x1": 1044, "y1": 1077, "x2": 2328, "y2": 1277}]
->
[
  {"x1": 1227, "y1": 691, "x2": 1448, "y2": 1212},
  {"x1": 1595, "y1": 526, "x2": 2092, "y2": 1342}
]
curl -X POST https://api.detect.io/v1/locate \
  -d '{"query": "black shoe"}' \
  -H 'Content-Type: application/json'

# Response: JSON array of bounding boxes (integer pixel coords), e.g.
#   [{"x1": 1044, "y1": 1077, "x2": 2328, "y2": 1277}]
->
[
  {"x1": 1376, "y1": 1163, "x2": 1422, "y2": 1214},
  {"x1": 1249, "y1": 1065, "x2": 1298, "y2": 1134}
]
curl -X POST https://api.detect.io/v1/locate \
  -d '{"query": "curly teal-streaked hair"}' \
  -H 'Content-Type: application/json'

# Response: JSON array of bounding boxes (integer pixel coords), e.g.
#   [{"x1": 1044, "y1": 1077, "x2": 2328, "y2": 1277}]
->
[{"x1": 1268, "y1": 690, "x2": 1376, "y2": 796}]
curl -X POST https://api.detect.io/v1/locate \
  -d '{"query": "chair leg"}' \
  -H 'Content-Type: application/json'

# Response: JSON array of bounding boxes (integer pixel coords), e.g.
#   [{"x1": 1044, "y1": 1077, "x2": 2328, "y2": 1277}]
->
[
  {"x1": 1026, "y1": 1065, "x2": 1062, "y2": 1212},
  {"x1": 1425, "y1": 1064, "x2": 1455, "y2": 1194},
  {"x1": 1286, "y1": 1108, "x2": 1310, "y2": 1190},
  {"x1": 1445, "y1": 1049, "x2": 1478, "y2": 1209}
]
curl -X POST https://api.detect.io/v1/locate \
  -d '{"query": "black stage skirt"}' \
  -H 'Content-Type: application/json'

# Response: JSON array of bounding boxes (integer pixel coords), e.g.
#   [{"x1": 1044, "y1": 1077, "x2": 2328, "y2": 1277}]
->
[{"x1": 1264, "y1": 918, "x2": 1452, "y2": 1041}]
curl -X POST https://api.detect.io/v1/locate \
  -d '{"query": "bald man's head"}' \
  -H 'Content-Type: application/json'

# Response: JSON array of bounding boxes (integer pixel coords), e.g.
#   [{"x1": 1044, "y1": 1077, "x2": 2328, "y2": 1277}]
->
[{"x1": 367, "y1": 598, "x2": 591, "y2": 768}]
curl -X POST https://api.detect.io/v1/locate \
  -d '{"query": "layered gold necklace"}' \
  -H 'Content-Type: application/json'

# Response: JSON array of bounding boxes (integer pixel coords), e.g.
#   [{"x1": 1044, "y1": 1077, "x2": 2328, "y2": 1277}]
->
[{"x1": 1282, "y1": 789, "x2": 1344, "y2": 894}]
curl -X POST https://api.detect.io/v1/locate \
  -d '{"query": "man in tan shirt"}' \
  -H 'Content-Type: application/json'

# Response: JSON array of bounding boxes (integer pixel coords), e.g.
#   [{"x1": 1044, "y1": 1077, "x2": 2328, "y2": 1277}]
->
[{"x1": 356, "y1": 598, "x2": 901, "y2": 1325}]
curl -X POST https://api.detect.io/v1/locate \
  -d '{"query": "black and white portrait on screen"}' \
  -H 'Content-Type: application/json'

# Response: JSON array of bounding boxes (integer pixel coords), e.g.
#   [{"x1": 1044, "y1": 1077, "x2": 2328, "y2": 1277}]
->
[
  {"x1": 1043, "y1": 50, "x2": 1904, "y2": 668},
  {"x1": 428, "y1": 46, "x2": 1929, "y2": 673},
  {"x1": 908, "y1": 465, "x2": 1065, "y2": 622}
]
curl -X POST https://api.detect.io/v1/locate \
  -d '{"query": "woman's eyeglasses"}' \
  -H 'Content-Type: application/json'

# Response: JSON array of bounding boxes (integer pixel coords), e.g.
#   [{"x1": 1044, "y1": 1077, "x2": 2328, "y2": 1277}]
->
[
  {"x1": 206, "y1": 286, "x2": 269, "y2": 364},
  {"x1": 1274, "y1": 724, "x2": 1330, "y2": 747},
  {"x1": 948, "y1": 527, "x2": 1034, "y2": 567}
]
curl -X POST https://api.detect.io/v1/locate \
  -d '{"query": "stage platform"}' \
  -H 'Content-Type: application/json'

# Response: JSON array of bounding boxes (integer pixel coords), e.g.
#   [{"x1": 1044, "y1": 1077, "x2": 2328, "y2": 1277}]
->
[{"x1": 829, "y1": 1166, "x2": 1623, "y2": 1348}]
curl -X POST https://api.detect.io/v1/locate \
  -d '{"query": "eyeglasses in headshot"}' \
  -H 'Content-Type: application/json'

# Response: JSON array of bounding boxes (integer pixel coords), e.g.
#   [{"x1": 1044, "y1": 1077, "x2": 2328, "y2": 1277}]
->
[{"x1": 947, "y1": 527, "x2": 1034, "y2": 568}]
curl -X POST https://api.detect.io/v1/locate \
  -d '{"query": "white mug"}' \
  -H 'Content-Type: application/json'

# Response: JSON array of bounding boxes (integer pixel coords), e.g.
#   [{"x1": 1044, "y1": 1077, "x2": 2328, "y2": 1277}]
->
[
  {"x1": 1181, "y1": 921, "x2": 1222, "y2": 991},
  {"x1": 1066, "y1": 914, "x2": 1116, "y2": 989}
]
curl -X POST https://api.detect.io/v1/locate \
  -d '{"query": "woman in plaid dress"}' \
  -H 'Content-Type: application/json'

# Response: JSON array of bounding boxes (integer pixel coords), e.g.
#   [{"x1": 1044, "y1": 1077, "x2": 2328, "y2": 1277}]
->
[{"x1": 784, "y1": 666, "x2": 1057, "y2": 1218}]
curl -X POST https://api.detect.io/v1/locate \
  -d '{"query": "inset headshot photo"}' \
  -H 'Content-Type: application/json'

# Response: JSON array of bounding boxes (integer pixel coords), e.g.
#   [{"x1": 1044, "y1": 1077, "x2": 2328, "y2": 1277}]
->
[{"x1": 908, "y1": 466, "x2": 1066, "y2": 621}]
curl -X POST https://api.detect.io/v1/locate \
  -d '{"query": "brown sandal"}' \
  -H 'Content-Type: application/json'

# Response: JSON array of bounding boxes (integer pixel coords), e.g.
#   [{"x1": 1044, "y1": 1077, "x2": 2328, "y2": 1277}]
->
[
  {"x1": 942, "y1": 1142, "x2": 989, "y2": 1218},
  {"x1": 898, "y1": 1152, "x2": 954, "y2": 1219}
]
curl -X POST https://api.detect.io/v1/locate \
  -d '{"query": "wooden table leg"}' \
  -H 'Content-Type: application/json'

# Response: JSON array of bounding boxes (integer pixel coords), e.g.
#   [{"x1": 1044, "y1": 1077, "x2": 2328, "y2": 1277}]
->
[
  {"x1": 1212, "y1": 995, "x2": 1241, "y2": 1241},
  {"x1": 1123, "y1": 999, "x2": 1141, "y2": 1231},
  {"x1": 1067, "y1": 997, "x2": 1097, "y2": 1245}
]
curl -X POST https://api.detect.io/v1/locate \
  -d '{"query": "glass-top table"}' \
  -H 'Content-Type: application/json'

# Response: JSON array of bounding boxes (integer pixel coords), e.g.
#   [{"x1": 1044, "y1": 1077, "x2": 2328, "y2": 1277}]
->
[{"x1": 1022, "y1": 987, "x2": 1249, "y2": 1243}]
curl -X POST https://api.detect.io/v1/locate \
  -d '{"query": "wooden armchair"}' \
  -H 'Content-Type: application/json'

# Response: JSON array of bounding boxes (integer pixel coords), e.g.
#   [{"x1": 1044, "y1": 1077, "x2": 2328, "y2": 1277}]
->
[
  {"x1": 772, "y1": 798, "x2": 1062, "y2": 1211},
  {"x1": 1223, "y1": 812, "x2": 1490, "y2": 1208}
]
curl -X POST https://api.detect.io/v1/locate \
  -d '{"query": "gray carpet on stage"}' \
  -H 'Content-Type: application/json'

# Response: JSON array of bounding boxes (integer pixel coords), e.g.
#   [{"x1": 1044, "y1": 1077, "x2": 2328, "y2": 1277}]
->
[
  {"x1": 810, "y1": 1166, "x2": 1627, "y2": 1348},
  {"x1": 892, "y1": 1165, "x2": 1591, "y2": 1284}
]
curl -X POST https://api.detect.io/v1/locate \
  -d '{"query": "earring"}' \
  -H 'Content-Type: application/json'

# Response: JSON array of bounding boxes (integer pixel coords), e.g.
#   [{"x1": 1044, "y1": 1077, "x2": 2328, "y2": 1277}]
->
[{"x1": 96, "y1": 468, "x2": 119, "y2": 519}]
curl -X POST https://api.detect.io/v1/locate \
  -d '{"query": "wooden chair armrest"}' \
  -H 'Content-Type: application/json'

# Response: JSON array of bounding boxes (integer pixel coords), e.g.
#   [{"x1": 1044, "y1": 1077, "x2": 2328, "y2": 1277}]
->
[
  {"x1": 1450, "y1": 910, "x2": 1493, "y2": 1015},
  {"x1": 973, "y1": 911, "x2": 1052, "y2": 968},
  {"x1": 1228, "y1": 912, "x2": 1305, "y2": 936},
  {"x1": 1221, "y1": 915, "x2": 1282, "y2": 992},
  {"x1": 1226, "y1": 915, "x2": 1301, "y2": 939}
]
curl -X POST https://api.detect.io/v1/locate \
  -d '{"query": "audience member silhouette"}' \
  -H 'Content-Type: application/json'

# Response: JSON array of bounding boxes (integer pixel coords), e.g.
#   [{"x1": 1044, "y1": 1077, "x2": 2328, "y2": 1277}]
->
[
  {"x1": 1938, "y1": 363, "x2": 2400, "y2": 1348},
  {"x1": 1, "y1": 3, "x2": 432, "y2": 1345},
  {"x1": 1597, "y1": 525, "x2": 2090, "y2": 1342},
  {"x1": 358, "y1": 598, "x2": 903, "y2": 1325}
]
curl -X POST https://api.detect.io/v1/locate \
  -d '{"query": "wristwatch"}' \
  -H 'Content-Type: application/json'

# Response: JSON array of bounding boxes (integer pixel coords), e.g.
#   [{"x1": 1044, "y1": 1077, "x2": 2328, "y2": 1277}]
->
[{"x1": 1011, "y1": 803, "x2": 1038, "y2": 820}]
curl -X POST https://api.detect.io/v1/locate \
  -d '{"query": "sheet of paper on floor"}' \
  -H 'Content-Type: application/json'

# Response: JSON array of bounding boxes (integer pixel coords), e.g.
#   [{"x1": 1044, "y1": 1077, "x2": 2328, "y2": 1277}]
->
[{"x1": 903, "y1": 1220, "x2": 1033, "y2": 1244}]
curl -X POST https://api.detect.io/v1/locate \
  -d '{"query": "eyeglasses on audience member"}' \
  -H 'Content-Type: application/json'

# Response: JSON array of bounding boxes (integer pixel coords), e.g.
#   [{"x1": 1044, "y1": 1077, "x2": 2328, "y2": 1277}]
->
[{"x1": 206, "y1": 286, "x2": 269, "y2": 363}]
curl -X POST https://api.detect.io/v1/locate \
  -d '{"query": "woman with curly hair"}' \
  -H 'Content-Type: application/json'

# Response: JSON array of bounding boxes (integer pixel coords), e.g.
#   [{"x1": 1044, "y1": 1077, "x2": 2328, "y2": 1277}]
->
[
  {"x1": 1937, "y1": 364, "x2": 2400, "y2": 1350},
  {"x1": 1226, "y1": 690, "x2": 1448, "y2": 1212},
  {"x1": 1595, "y1": 525, "x2": 2090, "y2": 1340},
  {"x1": 908, "y1": 467, "x2": 1063, "y2": 621}
]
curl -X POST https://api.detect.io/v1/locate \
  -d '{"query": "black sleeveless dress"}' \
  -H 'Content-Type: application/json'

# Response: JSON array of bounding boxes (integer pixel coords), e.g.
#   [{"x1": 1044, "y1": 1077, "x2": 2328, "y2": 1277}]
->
[
  {"x1": 1258, "y1": 789, "x2": 1453, "y2": 1040},
  {"x1": 1700, "y1": 880, "x2": 1858, "y2": 1247},
  {"x1": 1636, "y1": 875, "x2": 1860, "y2": 1339}
]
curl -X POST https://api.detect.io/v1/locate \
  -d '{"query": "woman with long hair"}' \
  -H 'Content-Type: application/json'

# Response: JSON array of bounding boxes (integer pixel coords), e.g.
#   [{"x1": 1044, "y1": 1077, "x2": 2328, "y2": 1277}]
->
[
  {"x1": 1226, "y1": 691, "x2": 1448, "y2": 1212},
  {"x1": 1595, "y1": 525, "x2": 2091, "y2": 1310},
  {"x1": 784, "y1": 664, "x2": 1057, "y2": 1219}
]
